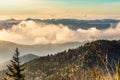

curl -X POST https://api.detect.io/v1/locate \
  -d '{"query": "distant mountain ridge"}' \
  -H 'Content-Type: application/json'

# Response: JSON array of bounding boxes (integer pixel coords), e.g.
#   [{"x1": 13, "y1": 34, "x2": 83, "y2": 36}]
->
[
  {"x1": 0, "y1": 54, "x2": 39, "y2": 71},
  {"x1": 0, "y1": 21, "x2": 11, "y2": 29},
  {"x1": 25, "y1": 18, "x2": 119, "y2": 30},
  {"x1": 0, "y1": 40, "x2": 82, "y2": 63},
  {"x1": 4, "y1": 18, "x2": 119, "y2": 30},
  {"x1": 20, "y1": 54, "x2": 39, "y2": 64}
]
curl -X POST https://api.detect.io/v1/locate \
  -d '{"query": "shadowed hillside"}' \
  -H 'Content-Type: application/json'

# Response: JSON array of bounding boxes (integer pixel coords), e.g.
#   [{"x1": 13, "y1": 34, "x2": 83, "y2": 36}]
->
[{"x1": 21, "y1": 40, "x2": 120, "y2": 80}]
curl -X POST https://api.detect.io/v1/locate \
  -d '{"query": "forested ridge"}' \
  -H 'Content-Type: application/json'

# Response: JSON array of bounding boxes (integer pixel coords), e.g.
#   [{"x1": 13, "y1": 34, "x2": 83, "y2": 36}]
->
[{"x1": 22, "y1": 40, "x2": 120, "y2": 80}]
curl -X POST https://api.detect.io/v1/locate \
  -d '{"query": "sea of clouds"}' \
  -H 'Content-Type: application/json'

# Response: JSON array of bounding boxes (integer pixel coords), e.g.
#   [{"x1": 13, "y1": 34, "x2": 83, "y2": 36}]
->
[{"x1": 0, "y1": 20, "x2": 120, "y2": 45}]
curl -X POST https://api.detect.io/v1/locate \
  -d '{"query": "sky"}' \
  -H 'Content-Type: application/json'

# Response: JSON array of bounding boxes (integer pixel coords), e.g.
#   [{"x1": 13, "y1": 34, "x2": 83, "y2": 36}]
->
[{"x1": 0, "y1": 0, "x2": 120, "y2": 19}]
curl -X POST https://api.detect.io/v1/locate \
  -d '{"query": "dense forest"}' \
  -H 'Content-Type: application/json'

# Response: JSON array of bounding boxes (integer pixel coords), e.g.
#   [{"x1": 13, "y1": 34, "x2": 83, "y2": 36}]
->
[{"x1": 1, "y1": 40, "x2": 120, "y2": 80}]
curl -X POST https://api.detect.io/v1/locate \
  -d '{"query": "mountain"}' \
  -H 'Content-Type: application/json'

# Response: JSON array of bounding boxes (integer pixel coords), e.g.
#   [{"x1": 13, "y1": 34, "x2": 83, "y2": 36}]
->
[
  {"x1": 0, "y1": 40, "x2": 82, "y2": 63},
  {"x1": 5, "y1": 18, "x2": 21, "y2": 26},
  {"x1": 25, "y1": 18, "x2": 119, "y2": 30},
  {"x1": 2, "y1": 18, "x2": 119, "y2": 30},
  {"x1": 0, "y1": 40, "x2": 120, "y2": 79},
  {"x1": 21, "y1": 40, "x2": 120, "y2": 80},
  {"x1": 0, "y1": 21, "x2": 11, "y2": 29},
  {"x1": 20, "y1": 54, "x2": 39, "y2": 64},
  {"x1": 0, "y1": 54, "x2": 39, "y2": 71},
  {"x1": 3, "y1": 18, "x2": 119, "y2": 30}
]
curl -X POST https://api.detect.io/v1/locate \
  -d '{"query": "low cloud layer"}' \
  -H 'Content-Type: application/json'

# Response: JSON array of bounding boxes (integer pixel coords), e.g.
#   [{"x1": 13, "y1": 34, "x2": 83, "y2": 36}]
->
[{"x1": 0, "y1": 20, "x2": 120, "y2": 45}]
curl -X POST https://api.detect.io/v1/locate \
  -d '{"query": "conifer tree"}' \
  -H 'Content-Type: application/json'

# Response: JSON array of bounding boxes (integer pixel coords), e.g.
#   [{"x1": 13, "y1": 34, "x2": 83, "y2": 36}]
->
[
  {"x1": 118, "y1": 59, "x2": 120, "y2": 80},
  {"x1": 5, "y1": 48, "x2": 25, "y2": 80}
]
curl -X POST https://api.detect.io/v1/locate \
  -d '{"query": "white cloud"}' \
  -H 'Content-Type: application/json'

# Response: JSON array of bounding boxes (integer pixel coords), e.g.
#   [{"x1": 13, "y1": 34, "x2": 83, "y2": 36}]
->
[{"x1": 0, "y1": 20, "x2": 120, "y2": 45}]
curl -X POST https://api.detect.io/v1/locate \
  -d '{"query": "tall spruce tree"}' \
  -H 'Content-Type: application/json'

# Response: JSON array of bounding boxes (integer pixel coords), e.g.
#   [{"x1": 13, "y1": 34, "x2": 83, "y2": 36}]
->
[{"x1": 5, "y1": 48, "x2": 25, "y2": 80}]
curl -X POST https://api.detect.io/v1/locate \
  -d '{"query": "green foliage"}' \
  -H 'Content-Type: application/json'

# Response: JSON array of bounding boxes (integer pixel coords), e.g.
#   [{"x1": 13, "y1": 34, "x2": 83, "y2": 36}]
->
[{"x1": 5, "y1": 48, "x2": 25, "y2": 80}]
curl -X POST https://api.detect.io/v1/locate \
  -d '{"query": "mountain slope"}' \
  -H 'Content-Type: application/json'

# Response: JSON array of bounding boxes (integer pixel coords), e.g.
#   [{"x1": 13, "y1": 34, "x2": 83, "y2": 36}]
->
[
  {"x1": 0, "y1": 40, "x2": 120, "y2": 80},
  {"x1": 23, "y1": 40, "x2": 120, "y2": 80}
]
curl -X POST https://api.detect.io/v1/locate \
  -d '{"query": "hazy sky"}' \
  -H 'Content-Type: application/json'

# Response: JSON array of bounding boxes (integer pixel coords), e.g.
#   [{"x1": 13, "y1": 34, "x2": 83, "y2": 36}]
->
[{"x1": 0, "y1": 0, "x2": 120, "y2": 19}]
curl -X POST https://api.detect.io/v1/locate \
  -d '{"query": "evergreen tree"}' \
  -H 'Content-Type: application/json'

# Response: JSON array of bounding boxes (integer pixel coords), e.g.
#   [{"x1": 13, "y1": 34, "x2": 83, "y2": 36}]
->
[
  {"x1": 5, "y1": 48, "x2": 25, "y2": 80},
  {"x1": 118, "y1": 59, "x2": 120, "y2": 80}
]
